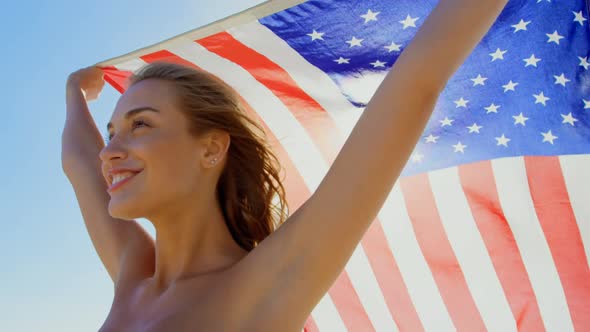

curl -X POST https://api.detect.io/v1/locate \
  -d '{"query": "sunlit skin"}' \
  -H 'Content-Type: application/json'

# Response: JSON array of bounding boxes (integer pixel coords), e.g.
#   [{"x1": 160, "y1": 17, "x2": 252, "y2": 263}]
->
[
  {"x1": 100, "y1": 79, "x2": 248, "y2": 294},
  {"x1": 63, "y1": 0, "x2": 509, "y2": 330}
]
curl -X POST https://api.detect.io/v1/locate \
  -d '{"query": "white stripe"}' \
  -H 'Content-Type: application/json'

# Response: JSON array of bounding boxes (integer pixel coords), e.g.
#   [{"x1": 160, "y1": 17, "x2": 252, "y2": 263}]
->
[
  {"x1": 347, "y1": 245, "x2": 398, "y2": 332},
  {"x1": 492, "y1": 157, "x2": 574, "y2": 332},
  {"x1": 228, "y1": 21, "x2": 362, "y2": 138},
  {"x1": 111, "y1": 58, "x2": 146, "y2": 72},
  {"x1": 166, "y1": 41, "x2": 393, "y2": 331},
  {"x1": 429, "y1": 167, "x2": 516, "y2": 331},
  {"x1": 379, "y1": 184, "x2": 455, "y2": 332},
  {"x1": 559, "y1": 154, "x2": 590, "y2": 268}
]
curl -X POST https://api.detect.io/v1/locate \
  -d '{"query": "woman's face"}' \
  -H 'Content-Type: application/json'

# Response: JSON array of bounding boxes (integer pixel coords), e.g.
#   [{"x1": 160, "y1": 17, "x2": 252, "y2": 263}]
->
[{"x1": 99, "y1": 79, "x2": 206, "y2": 220}]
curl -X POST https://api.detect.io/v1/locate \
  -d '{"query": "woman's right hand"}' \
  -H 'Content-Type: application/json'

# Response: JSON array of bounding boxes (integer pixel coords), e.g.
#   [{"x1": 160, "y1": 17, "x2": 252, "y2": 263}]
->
[{"x1": 67, "y1": 65, "x2": 105, "y2": 101}]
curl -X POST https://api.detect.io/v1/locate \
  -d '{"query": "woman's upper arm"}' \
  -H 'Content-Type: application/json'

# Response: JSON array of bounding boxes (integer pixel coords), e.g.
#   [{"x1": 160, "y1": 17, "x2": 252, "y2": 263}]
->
[{"x1": 64, "y1": 160, "x2": 155, "y2": 284}]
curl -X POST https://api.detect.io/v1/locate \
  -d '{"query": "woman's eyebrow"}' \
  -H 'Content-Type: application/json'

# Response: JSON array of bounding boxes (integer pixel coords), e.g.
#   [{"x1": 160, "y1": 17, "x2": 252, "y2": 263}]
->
[{"x1": 106, "y1": 107, "x2": 160, "y2": 131}]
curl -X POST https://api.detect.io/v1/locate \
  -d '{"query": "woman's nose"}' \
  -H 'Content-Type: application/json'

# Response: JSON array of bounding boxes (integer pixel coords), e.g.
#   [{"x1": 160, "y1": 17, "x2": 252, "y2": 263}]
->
[{"x1": 99, "y1": 138, "x2": 128, "y2": 162}]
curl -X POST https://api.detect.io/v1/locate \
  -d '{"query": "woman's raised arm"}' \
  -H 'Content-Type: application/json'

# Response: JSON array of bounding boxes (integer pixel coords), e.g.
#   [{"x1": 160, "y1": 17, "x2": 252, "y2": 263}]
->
[
  {"x1": 62, "y1": 68, "x2": 155, "y2": 285},
  {"x1": 227, "y1": 0, "x2": 510, "y2": 330}
]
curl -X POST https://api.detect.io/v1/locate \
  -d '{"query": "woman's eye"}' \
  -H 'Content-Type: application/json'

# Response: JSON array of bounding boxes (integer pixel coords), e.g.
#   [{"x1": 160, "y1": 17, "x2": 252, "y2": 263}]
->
[
  {"x1": 104, "y1": 120, "x2": 149, "y2": 143},
  {"x1": 132, "y1": 119, "x2": 148, "y2": 129}
]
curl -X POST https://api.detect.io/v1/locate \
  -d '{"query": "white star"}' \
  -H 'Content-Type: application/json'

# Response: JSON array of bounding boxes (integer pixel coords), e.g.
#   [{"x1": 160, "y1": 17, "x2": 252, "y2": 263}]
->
[
  {"x1": 334, "y1": 57, "x2": 350, "y2": 64},
  {"x1": 470, "y1": 74, "x2": 488, "y2": 86},
  {"x1": 546, "y1": 30, "x2": 564, "y2": 44},
  {"x1": 454, "y1": 97, "x2": 469, "y2": 108},
  {"x1": 411, "y1": 152, "x2": 424, "y2": 163},
  {"x1": 561, "y1": 112, "x2": 578, "y2": 126},
  {"x1": 399, "y1": 14, "x2": 419, "y2": 29},
  {"x1": 513, "y1": 112, "x2": 529, "y2": 126},
  {"x1": 537, "y1": 0, "x2": 551, "y2": 2},
  {"x1": 346, "y1": 36, "x2": 364, "y2": 47},
  {"x1": 495, "y1": 134, "x2": 511, "y2": 147},
  {"x1": 541, "y1": 130, "x2": 558, "y2": 144},
  {"x1": 584, "y1": 99, "x2": 590, "y2": 109},
  {"x1": 579, "y1": 56, "x2": 590, "y2": 70},
  {"x1": 523, "y1": 54, "x2": 541, "y2": 67},
  {"x1": 361, "y1": 9, "x2": 380, "y2": 24},
  {"x1": 533, "y1": 91, "x2": 550, "y2": 106},
  {"x1": 440, "y1": 117, "x2": 454, "y2": 127},
  {"x1": 554, "y1": 73, "x2": 571, "y2": 87},
  {"x1": 425, "y1": 134, "x2": 439, "y2": 143},
  {"x1": 384, "y1": 41, "x2": 402, "y2": 52},
  {"x1": 370, "y1": 60, "x2": 387, "y2": 68},
  {"x1": 489, "y1": 48, "x2": 507, "y2": 61},
  {"x1": 511, "y1": 19, "x2": 531, "y2": 32},
  {"x1": 453, "y1": 142, "x2": 467, "y2": 153},
  {"x1": 573, "y1": 11, "x2": 587, "y2": 26},
  {"x1": 467, "y1": 123, "x2": 482, "y2": 133},
  {"x1": 485, "y1": 103, "x2": 501, "y2": 114},
  {"x1": 307, "y1": 29, "x2": 325, "y2": 41},
  {"x1": 502, "y1": 80, "x2": 519, "y2": 92}
]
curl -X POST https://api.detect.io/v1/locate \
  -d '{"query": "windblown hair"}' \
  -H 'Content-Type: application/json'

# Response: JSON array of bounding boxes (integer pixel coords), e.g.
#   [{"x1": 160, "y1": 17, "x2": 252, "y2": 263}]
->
[{"x1": 128, "y1": 61, "x2": 289, "y2": 251}]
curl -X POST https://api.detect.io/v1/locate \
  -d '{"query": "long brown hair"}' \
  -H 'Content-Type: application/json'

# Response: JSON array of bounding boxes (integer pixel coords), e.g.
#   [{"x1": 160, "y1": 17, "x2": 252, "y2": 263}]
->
[{"x1": 128, "y1": 61, "x2": 289, "y2": 251}]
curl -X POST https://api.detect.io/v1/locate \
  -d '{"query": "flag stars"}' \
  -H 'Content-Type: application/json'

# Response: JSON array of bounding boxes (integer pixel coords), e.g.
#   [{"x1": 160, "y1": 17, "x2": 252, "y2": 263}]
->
[
  {"x1": 454, "y1": 97, "x2": 469, "y2": 108},
  {"x1": 425, "y1": 134, "x2": 439, "y2": 143},
  {"x1": 584, "y1": 99, "x2": 590, "y2": 109},
  {"x1": 399, "y1": 14, "x2": 419, "y2": 29},
  {"x1": 511, "y1": 19, "x2": 531, "y2": 32},
  {"x1": 533, "y1": 91, "x2": 550, "y2": 106},
  {"x1": 502, "y1": 80, "x2": 519, "y2": 92},
  {"x1": 334, "y1": 57, "x2": 350, "y2": 64},
  {"x1": 471, "y1": 74, "x2": 488, "y2": 86},
  {"x1": 307, "y1": 29, "x2": 325, "y2": 41},
  {"x1": 440, "y1": 117, "x2": 454, "y2": 127},
  {"x1": 361, "y1": 9, "x2": 380, "y2": 24},
  {"x1": 453, "y1": 142, "x2": 467, "y2": 153},
  {"x1": 513, "y1": 112, "x2": 529, "y2": 126},
  {"x1": 411, "y1": 152, "x2": 424, "y2": 163},
  {"x1": 561, "y1": 112, "x2": 578, "y2": 126},
  {"x1": 579, "y1": 56, "x2": 589, "y2": 70},
  {"x1": 541, "y1": 130, "x2": 558, "y2": 144},
  {"x1": 370, "y1": 60, "x2": 387, "y2": 68},
  {"x1": 346, "y1": 36, "x2": 363, "y2": 47},
  {"x1": 489, "y1": 48, "x2": 507, "y2": 61},
  {"x1": 553, "y1": 73, "x2": 571, "y2": 87},
  {"x1": 485, "y1": 103, "x2": 501, "y2": 114},
  {"x1": 495, "y1": 134, "x2": 511, "y2": 147},
  {"x1": 384, "y1": 41, "x2": 402, "y2": 52},
  {"x1": 524, "y1": 54, "x2": 541, "y2": 67},
  {"x1": 546, "y1": 30, "x2": 564, "y2": 44},
  {"x1": 573, "y1": 11, "x2": 587, "y2": 26},
  {"x1": 467, "y1": 123, "x2": 482, "y2": 133}
]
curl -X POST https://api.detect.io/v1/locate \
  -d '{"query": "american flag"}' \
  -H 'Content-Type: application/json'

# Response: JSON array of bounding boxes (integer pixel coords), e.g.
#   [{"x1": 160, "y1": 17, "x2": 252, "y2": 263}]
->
[{"x1": 96, "y1": 0, "x2": 590, "y2": 330}]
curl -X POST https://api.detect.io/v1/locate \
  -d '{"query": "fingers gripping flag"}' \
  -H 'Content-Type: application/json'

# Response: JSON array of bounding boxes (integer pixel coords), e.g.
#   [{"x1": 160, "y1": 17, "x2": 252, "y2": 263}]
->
[{"x1": 96, "y1": 0, "x2": 590, "y2": 331}]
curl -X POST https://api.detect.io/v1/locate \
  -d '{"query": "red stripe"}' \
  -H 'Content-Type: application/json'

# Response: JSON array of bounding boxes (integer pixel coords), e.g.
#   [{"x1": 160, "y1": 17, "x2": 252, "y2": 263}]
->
[
  {"x1": 400, "y1": 174, "x2": 486, "y2": 331},
  {"x1": 458, "y1": 161, "x2": 545, "y2": 331},
  {"x1": 197, "y1": 33, "x2": 375, "y2": 329},
  {"x1": 98, "y1": 65, "x2": 132, "y2": 93},
  {"x1": 197, "y1": 32, "x2": 345, "y2": 163},
  {"x1": 363, "y1": 221, "x2": 425, "y2": 331},
  {"x1": 525, "y1": 156, "x2": 590, "y2": 330}
]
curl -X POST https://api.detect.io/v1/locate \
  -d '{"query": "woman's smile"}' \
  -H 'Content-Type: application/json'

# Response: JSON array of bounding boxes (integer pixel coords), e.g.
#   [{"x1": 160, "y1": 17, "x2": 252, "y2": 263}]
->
[{"x1": 108, "y1": 171, "x2": 141, "y2": 193}]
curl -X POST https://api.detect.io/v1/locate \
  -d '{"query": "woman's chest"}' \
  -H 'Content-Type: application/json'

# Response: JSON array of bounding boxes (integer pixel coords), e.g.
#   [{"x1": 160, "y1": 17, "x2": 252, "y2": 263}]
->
[{"x1": 98, "y1": 281, "x2": 234, "y2": 331}]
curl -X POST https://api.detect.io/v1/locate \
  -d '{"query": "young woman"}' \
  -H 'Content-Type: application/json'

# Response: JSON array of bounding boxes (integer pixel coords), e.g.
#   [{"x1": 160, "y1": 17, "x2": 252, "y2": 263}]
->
[{"x1": 62, "y1": 0, "x2": 509, "y2": 330}]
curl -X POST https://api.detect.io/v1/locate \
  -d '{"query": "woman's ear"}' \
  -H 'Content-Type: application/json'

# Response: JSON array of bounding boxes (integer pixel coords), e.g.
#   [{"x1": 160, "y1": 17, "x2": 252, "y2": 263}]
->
[{"x1": 201, "y1": 129, "x2": 230, "y2": 168}]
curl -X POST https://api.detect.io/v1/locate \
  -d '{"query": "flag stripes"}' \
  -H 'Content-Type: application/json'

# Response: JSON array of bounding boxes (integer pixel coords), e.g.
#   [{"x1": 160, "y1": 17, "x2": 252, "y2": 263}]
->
[{"x1": 99, "y1": 30, "x2": 590, "y2": 331}]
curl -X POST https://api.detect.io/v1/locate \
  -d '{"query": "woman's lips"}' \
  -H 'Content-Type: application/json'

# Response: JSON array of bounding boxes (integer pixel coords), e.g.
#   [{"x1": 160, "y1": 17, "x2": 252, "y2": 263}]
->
[{"x1": 107, "y1": 172, "x2": 140, "y2": 193}]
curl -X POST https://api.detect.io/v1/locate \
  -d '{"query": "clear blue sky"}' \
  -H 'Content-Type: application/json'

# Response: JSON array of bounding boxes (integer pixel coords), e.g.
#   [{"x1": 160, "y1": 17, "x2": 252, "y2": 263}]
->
[{"x1": 0, "y1": 1, "x2": 266, "y2": 330}]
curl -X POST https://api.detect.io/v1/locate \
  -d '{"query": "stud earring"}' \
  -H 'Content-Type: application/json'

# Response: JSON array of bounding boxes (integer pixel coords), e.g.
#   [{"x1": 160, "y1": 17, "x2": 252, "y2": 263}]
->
[{"x1": 210, "y1": 158, "x2": 217, "y2": 165}]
